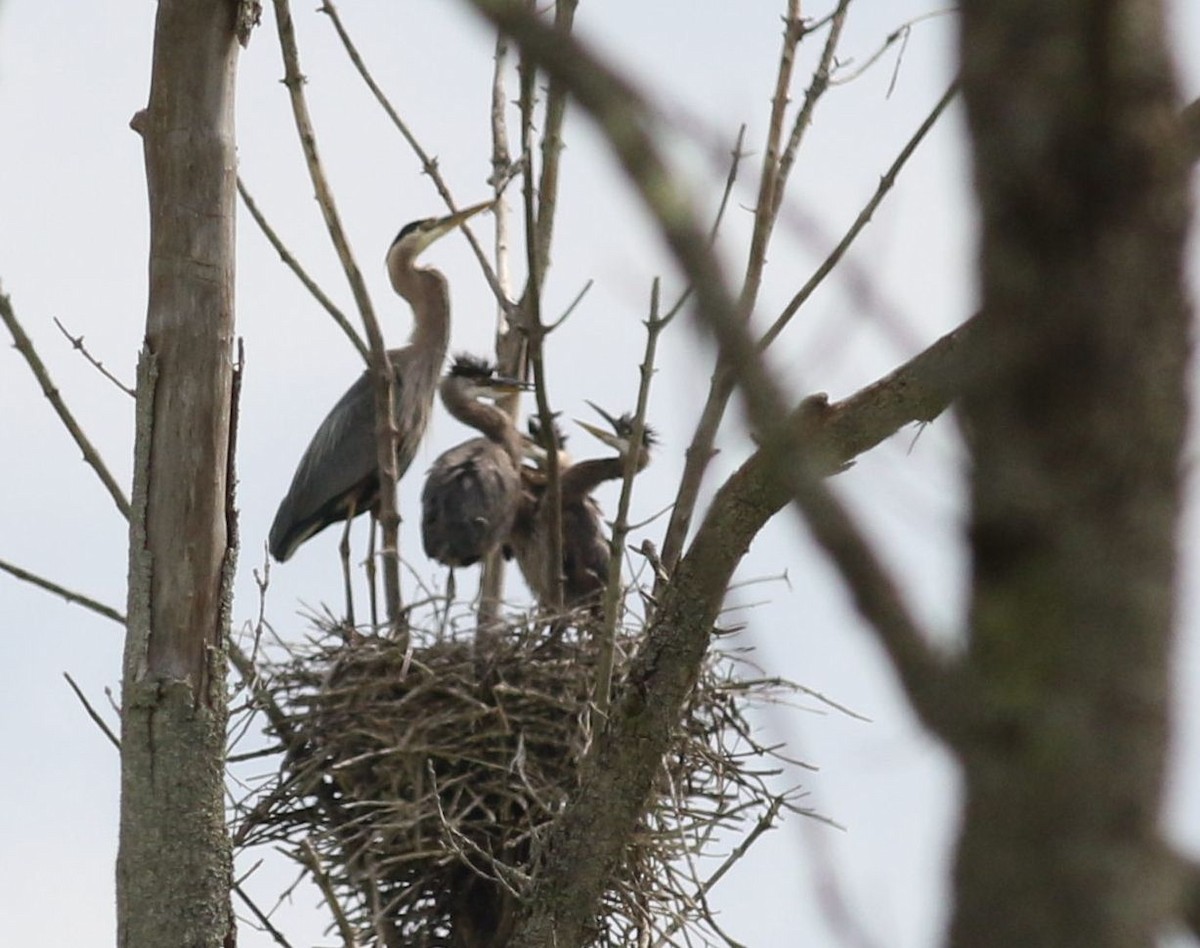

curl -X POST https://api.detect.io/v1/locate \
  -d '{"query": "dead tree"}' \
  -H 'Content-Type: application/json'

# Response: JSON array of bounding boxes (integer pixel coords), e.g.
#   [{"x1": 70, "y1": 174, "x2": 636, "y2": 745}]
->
[{"x1": 116, "y1": 1, "x2": 242, "y2": 945}]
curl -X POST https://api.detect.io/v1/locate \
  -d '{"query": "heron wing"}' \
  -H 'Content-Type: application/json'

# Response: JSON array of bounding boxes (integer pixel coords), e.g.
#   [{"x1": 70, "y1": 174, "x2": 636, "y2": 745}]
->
[
  {"x1": 421, "y1": 439, "x2": 521, "y2": 567},
  {"x1": 269, "y1": 355, "x2": 414, "y2": 561}
]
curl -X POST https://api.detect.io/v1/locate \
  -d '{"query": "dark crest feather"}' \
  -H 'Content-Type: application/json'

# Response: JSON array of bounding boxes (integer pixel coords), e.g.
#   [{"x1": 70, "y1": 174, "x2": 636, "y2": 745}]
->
[
  {"x1": 448, "y1": 353, "x2": 495, "y2": 380},
  {"x1": 391, "y1": 218, "x2": 430, "y2": 246}
]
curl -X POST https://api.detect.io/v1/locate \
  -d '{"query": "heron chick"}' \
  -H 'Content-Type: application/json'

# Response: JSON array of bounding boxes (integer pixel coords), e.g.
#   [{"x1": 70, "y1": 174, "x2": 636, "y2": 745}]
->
[
  {"x1": 510, "y1": 403, "x2": 656, "y2": 613},
  {"x1": 421, "y1": 355, "x2": 529, "y2": 573}
]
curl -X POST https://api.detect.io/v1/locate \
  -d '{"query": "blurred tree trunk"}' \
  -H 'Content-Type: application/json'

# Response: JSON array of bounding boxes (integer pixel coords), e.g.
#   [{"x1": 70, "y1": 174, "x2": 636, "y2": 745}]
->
[
  {"x1": 117, "y1": 2, "x2": 241, "y2": 946},
  {"x1": 950, "y1": 1, "x2": 1191, "y2": 945}
]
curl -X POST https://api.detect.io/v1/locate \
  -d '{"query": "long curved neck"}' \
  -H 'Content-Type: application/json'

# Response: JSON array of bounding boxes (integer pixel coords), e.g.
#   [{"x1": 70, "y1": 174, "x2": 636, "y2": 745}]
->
[
  {"x1": 442, "y1": 384, "x2": 521, "y2": 461},
  {"x1": 388, "y1": 251, "x2": 451, "y2": 361},
  {"x1": 560, "y1": 448, "x2": 650, "y2": 500},
  {"x1": 560, "y1": 457, "x2": 624, "y2": 500}
]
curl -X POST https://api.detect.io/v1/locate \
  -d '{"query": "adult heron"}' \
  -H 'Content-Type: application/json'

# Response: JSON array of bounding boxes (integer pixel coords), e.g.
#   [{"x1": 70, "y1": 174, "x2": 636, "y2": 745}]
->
[
  {"x1": 268, "y1": 202, "x2": 491, "y2": 590},
  {"x1": 421, "y1": 355, "x2": 528, "y2": 596},
  {"x1": 511, "y1": 405, "x2": 655, "y2": 614}
]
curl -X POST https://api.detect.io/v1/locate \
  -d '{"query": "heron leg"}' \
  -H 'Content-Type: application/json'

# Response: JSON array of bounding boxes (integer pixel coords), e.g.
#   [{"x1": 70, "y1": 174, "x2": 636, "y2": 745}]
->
[
  {"x1": 446, "y1": 567, "x2": 457, "y2": 607},
  {"x1": 366, "y1": 511, "x2": 379, "y2": 630},
  {"x1": 340, "y1": 501, "x2": 357, "y2": 629}
]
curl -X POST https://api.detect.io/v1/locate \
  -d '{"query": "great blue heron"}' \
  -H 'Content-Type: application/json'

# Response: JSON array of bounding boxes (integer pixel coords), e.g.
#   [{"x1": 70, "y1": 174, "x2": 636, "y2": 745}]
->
[
  {"x1": 421, "y1": 355, "x2": 528, "y2": 598},
  {"x1": 511, "y1": 405, "x2": 655, "y2": 614},
  {"x1": 267, "y1": 202, "x2": 491, "y2": 616}
]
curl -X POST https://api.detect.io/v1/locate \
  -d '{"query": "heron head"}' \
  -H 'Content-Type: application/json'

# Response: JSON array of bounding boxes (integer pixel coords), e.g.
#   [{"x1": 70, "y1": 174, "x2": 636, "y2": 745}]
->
[
  {"x1": 388, "y1": 200, "x2": 494, "y2": 263},
  {"x1": 444, "y1": 353, "x2": 529, "y2": 402},
  {"x1": 575, "y1": 401, "x2": 657, "y2": 457}
]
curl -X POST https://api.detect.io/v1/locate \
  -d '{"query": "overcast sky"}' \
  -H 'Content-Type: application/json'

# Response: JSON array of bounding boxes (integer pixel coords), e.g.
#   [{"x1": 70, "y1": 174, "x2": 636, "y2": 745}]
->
[{"x1": 2, "y1": 2, "x2": 1199, "y2": 945}]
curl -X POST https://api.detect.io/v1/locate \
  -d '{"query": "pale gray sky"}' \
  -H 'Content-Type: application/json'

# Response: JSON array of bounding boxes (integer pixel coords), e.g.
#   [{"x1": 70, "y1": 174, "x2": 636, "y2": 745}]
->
[{"x1": 1, "y1": 2, "x2": 1198, "y2": 945}]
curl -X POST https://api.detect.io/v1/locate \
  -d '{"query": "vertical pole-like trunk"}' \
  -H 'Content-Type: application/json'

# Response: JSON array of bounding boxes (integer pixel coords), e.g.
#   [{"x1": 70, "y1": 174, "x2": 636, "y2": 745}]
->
[
  {"x1": 117, "y1": 2, "x2": 240, "y2": 945},
  {"x1": 952, "y1": 2, "x2": 1191, "y2": 945}
]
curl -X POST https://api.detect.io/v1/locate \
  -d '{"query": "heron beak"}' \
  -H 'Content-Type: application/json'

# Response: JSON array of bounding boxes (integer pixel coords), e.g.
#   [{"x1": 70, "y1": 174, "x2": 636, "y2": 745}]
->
[
  {"x1": 584, "y1": 399, "x2": 623, "y2": 431},
  {"x1": 575, "y1": 418, "x2": 626, "y2": 451},
  {"x1": 415, "y1": 200, "x2": 495, "y2": 255},
  {"x1": 434, "y1": 200, "x2": 493, "y2": 237},
  {"x1": 486, "y1": 375, "x2": 532, "y2": 396}
]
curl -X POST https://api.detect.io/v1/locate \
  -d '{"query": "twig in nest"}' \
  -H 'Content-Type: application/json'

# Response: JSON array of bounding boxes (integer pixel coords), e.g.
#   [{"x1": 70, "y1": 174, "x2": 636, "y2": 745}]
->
[{"x1": 231, "y1": 611, "x2": 813, "y2": 947}]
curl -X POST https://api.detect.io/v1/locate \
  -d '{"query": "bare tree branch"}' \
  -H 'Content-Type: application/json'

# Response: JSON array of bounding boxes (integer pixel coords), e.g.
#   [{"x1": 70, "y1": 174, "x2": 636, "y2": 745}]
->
[
  {"x1": 0, "y1": 554, "x2": 127, "y2": 625},
  {"x1": 759, "y1": 77, "x2": 960, "y2": 351},
  {"x1": 300, "y1": 838, "x2": 360, "y2": 948},
  {"x1": 774, "y1": 0, "x2": 852, "y2": 216},
  {"x1": 271, "y1": 0, "x2": 404, "y2": 632},
  {"x1": 455, "y1": 8, "x2": 969, "y2": 941},
  {"x1": 659, "y1": 2, "x2": 817, "y2": 573},
  {"x1": 53, "y1": 317, "x2": 136, "y2": 397},
  {"x1": 0, "y1": 291, "x2": 131, "y2": 520},
  {"x1": 63, "y1": 671, "x2": 122, "y2": 750},
  {"x1": 237, "y1": 175, "x2": 368, "y2": 361},
  {"x1": 478, "y1": 28, "x2": 519, "y2": 619},
  {"x1": 234, "y1": 882, "x2": 299, "y2": 948},
  {"x1": 595, "y1": 280, "x2": 666, "y2": 715},
  {"x1": 518, "y1": 55, "x2": 565, "y2": 615},
  {"x1": 318, "y1": 0, "x2": 508, "y2": 310}
]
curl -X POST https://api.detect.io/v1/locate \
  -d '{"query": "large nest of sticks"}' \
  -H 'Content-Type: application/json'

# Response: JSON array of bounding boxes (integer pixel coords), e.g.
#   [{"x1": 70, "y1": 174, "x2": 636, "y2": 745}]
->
[{"x1": 233, "y1": 612, "x2": 809, "y2": 947}]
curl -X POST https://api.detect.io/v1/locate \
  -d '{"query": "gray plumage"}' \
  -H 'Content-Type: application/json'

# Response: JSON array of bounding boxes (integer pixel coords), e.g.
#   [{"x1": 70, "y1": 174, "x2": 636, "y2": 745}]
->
[
  {"x1": 511, "y1": 407, "x2": 655, "y2": 611},
  {"x1": 268, "y1": 202, "x2": 491, "y2": 562},
  {"x1": 421, "y1": 356, "x2": 525, "y2": 568}
]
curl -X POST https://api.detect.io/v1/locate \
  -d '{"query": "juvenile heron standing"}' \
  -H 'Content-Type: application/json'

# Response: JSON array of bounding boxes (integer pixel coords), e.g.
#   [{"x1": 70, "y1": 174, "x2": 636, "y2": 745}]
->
[
  {"x1": 268, "y1": 202, "x2": 491, "y2": 620},
  {"x1": 511, "y1": 405, "x2": 655, "y2": 614},
  {"x1": 421, "y1": 355, "x2": 528, "y2": 599}
]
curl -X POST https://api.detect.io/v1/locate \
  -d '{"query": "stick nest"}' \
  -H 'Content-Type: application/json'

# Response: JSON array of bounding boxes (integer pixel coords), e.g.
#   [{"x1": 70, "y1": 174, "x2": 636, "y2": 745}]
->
[{"x1": 233, "y1": 614, "x2": 809, "y2": 947}]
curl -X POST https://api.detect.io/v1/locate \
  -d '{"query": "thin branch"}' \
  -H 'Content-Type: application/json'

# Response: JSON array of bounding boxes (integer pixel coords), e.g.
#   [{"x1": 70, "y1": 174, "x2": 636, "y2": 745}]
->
[
  {"x1": 659, "y1": 2, "x2": 852, "y2": 574},
  {"x1": 299, "y1": 838, "x2": 360, "y2": 948},
  {"x1": 317, "y1": 0, "x2": 508, "y2": 310},
  {"x1": 455, "y1": 11, "x2": 959, "y2": 943},
  {"x1": 237, "y1": 175, "x2": 368, "y2": 361},
  {"x1": 479, "y1": 26, "x2": 519, "y2": 625},
  {"x1": 63, "y1": 672, "x2": 121, "y2": 750},
  {"x1": 545, "y1": 278, "x2": 593, "y2": 333},
  {"x1": 595, "y1": 280, "x2": 666, "y2": 716},
  {"x1": 234, "y1": 883, "x2": 299, "y2": 948},
  {"x1": 0, "y1": 291, "x2": 131, "y2": 520},
  {"x1": 490, "y1": 26, "x2": 517, "y2": 356},
  {"x1": 0, "y1": 555, "x2": 126, "y2": 625},
  {"x1": 660, "y1": 123, "x2": 749, "y2": 328},
  {"x1": 759, "y1": 78, "x2": 959, "y2": 351},
  {"x1": 271, "y1": 0, "x2": 404, "y2": 633},
  {"x1": 519, "y1": 45, "x2": 565, "y2": 615},
  {"x1": 530, "y1": 0, "x2": 579, "y2": 284},
  {"x1": 53, "y1": 318, "x2": 135, "y2": 397},
  {"x1": 827, "y1": 9, "x2": 952, "y2": 88},
  {"x1": 774, "y1": 0, "x2": 852, "y2": 214}
]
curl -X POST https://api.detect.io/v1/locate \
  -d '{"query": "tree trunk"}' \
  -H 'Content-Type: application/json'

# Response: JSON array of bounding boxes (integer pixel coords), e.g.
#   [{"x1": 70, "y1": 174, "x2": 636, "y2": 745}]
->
[
  {"x1": 117, "y1": 2, "x2": 240, "y2": 946},
  {"x1": 950, "y1": 2, "x2": 1191, "y2": 945}
]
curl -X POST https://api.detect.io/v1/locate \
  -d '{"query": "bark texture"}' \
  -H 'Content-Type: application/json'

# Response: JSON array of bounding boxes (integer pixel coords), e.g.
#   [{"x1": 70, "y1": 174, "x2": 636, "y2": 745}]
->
[
  {"x1": 117, "y1": 2, "x2": 240, "y2": 946},
  {"x1": 950, "y1": 2, "x2": 1192, "y2": 946}
]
